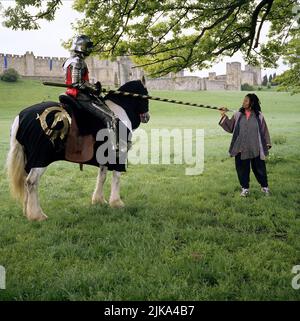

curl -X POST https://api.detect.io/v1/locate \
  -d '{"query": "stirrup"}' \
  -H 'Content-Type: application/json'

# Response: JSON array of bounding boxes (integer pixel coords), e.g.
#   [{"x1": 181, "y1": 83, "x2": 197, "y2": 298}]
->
[{"x1": 107, "y1": 127, "x2": 118, "y2": 152}]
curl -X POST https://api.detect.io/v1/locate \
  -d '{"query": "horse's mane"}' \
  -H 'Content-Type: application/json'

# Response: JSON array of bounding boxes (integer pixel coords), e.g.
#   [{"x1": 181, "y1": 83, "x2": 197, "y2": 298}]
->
[{"x1": 104, "y1": 80, "x2": 149, "y2": 130}]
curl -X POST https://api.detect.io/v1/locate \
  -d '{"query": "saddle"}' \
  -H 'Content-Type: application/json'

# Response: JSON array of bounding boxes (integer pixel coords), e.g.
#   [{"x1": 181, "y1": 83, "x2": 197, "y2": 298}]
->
[{"x1": 59, "y1": 95, "x2": 95, "y2": 164}]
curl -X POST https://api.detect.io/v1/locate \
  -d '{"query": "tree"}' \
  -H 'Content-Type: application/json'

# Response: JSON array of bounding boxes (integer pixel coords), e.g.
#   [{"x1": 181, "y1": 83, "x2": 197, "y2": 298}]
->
[
  {"x1": 275, "y1": 34, "x2": 300, "y2": 94},
  {"x1": 2, "y1": 0, "x2": 63, "y2": 30},
  {"x1": 269, "y1": 74, "x2": 273, "y2": 83},
  {"x1": 262, "y1": 74, "x2": 268, "y2": 86},
  {"x1": 241, "y1": 83, "x2": 254, "y2": 91},
  {"x1": 0, "y1": 68, "x2": 19, "y2": 82},
  {"x1": 271, "y1": 72, "x2": 277, "y2": 85},
  {"x1": 1, "y1": 0, "x2": 299, "y2": 77}
]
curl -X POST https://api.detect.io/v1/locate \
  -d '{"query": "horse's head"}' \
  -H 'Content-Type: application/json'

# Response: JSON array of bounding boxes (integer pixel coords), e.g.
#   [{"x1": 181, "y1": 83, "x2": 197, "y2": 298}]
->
[
  {"x1": 138, "y1": 76, "x2": 150, "y2": 123},
  {"x1": 104, "y1": 78, "x2": 150, "y2": 130}
]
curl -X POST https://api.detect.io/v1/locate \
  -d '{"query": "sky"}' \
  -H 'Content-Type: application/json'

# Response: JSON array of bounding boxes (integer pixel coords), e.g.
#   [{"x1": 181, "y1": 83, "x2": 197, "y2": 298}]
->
[{"x1": 0, "y1": 0, "x2": 288, "y2": 78}]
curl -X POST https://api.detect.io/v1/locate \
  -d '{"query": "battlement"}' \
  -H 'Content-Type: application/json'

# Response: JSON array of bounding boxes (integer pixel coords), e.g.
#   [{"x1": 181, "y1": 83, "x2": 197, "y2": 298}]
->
[
  {"x1": 3, "y1": 54, "x2": 25, "y2": 59},
  {"x1": 0, "y1": 52, "x2": 67, "y2": 61},
  {"x1": 0, "y1": 51, "x2": 261, "y2": 90},
  {"x1": 0, "y1": 51, "x2": 141, "y2": 86}
]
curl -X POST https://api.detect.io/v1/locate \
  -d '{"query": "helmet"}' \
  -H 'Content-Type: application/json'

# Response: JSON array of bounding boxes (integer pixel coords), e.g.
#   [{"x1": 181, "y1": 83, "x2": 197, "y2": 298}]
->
[{"x1": 71, "y1": 35, "x2": 94, "y2": 56}]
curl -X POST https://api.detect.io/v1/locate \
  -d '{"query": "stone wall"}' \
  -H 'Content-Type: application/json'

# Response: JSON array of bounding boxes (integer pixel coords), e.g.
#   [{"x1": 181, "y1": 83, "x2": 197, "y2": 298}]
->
[
  {"x1": 206, "y1": 79, "x2": 227, "y2": 91},
  {"x1": 146, "y1": 76, "x2": 204, "y2": 91},
  {"x1": 226, "y1": 62, "x2": 242, "y2": 91},
  {"x1": 0, "y1": 51, "x2": 262, "y2": 91},
  {"x1": 241, "y1": 71, "x2": 254, "y2": 86},
  {"x1": 0, "y1": 52, "x2": 65, "y2": 80},
  {"x1": 0, "y1": 52, "x2": 144, "y2": 86},
  {"x1": 146, "y1": 76, "x2": 228, "y2": 91},
  {"x1": 245, "y1": 65, "x2": 261, "y2": 85}
]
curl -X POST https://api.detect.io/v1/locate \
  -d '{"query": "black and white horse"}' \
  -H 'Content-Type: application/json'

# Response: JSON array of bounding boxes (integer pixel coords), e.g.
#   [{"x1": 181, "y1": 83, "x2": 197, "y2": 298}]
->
[{"x1": 6, "y1": 80, "x2": 150, "y2": 221}]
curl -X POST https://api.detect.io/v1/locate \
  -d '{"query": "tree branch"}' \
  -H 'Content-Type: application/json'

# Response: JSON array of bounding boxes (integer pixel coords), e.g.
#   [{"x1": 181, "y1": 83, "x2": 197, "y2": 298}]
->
[
  {"x1": 254, "y1": 0, "x2": 274, "y2": 48},
  {"x1": 247, "y1": 0, "x2": 274, "y2": 56}
]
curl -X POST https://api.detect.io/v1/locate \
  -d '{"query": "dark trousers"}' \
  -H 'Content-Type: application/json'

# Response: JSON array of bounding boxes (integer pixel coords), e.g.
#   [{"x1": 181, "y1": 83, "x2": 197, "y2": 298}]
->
[{"x1": 235, "y1": 153, "x2": 268, "y2": 189}]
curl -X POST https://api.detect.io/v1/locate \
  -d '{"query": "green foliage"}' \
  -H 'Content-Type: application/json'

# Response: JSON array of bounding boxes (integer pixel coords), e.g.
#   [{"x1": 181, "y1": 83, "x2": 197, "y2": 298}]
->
[
  {"x1": 1, "y1": 0, "x2": 299, "y2": 77},
  {"x1": 0, "y1": 80, "x2": 300, "y2": 300},
  {"x1": 2, "y1": 0, "x2": 62, "y2": 30},
  {"x1": 269, "y1": 74, "x2": 273, "y2": 83},
  {"x1": 273, "y1": 135, "x2": 287, "y2": 145},
  {"x1": 262, "y1": 75, "x2": 268, "y2": 86},
  {"x1": 0, "y1": 68, "x2": 19, "y2": 82},
  {"x1": 275, "y1": 34, "x2": 300, "y2": 94},
  {"x1": 271, "y1": 73, "x2": 278, "y2": 86},
  {"x1": 241, "y1": 83, "x2": 255, "y2": 91}
]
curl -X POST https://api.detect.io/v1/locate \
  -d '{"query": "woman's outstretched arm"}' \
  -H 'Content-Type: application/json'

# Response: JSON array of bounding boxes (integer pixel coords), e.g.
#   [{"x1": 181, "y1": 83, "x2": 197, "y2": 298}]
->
[{"x1": 218, "y1": 108, "x2": 236, "y2": 133}]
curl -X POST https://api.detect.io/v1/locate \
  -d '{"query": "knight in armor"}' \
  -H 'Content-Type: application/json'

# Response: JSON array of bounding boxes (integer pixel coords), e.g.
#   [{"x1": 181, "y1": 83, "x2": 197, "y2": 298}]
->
[{"x1": 62, "y1": 35, "x2": 118, "y2": 151}]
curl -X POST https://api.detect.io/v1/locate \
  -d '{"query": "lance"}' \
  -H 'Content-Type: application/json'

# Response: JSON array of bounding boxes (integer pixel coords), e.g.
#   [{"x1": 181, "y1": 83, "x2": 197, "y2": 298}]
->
[{"x1": 43, "y1": 81, "x2": 235, "y2": 112}]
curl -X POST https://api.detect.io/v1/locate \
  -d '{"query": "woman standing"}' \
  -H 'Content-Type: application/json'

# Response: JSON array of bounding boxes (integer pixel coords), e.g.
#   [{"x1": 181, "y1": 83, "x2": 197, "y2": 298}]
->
[{"x1": 219, "y1": 93, "x2": 272, "y2": 197}]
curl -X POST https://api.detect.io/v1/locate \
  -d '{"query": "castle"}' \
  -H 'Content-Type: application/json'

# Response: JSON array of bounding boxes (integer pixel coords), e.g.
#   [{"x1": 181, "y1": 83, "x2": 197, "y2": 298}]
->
[{"x1": 0, "y1": 52, "x2": 261, "y2": 91}]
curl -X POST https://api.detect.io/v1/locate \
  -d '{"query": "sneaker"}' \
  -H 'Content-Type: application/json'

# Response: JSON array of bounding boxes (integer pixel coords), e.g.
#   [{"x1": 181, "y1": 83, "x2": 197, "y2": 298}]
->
[
  {"x1": 261, "y1": 187, "x2": 270, "y2": 195},
  {"x1": 240, "y1": 188, "x2": 250, "y2": 197}
]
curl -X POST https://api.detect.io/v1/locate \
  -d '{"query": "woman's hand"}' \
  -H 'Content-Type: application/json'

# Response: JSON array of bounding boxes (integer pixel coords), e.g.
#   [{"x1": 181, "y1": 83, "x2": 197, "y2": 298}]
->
[{"x1": 219, "y1": 107, "x2": 228, "y2": 117}]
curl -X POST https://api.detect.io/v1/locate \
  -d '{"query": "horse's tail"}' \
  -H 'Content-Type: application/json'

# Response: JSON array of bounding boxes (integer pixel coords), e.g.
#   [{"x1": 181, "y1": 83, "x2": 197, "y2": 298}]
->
[{"x1": 6, "y1": 115, "x2": 26, "y2": 203}]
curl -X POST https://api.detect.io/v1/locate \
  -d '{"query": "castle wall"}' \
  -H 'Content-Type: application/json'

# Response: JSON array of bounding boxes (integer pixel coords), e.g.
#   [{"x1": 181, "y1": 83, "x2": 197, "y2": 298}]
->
[
  {"x1": 241, "y1": 71, "x2": 254, "y2": 85},
  {"x1": 245, "y1": 65, "x2": 262, "y2": 85},
  {"x1": 146, "y1": 76, "x2": 202, "y2": 91},
  {"x1": 87, "y1": 57, "x2": 115, "y2": 85},
  {"x1": 206, "y1": 79, "x2": 227, "y2": 90},
  {"x1": 0, "y1": 51, "x2": 261, "y2": 91},
  {"x1": 0, "y1": 53, "x2": 26, "y2": 75},
  {"x1": 208, "y1": 72, "x2": 216, "y2": 80},
  {"x1": 34, "y1": 55, "x2": 65, "y2": 77},
  {"x1": 147, "y1": 77, "x2": 227, "y2": 91},
  {"x1": 215, "y1": 75, "x2": 226, "y2": 81}
]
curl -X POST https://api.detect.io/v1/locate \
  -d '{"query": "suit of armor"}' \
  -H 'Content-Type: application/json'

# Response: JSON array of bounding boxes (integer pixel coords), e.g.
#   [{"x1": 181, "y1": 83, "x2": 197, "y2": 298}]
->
[
  {"x1": 63, "y1": 44, "x2": 118, "y2": 152},
  {"x1": 63, "y1": 54, "x2": 99, "y2": 97}
]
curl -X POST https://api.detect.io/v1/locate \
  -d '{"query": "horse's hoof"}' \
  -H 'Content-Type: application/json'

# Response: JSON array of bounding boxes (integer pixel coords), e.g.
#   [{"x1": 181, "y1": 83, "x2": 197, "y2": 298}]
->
[
  {"x1": 92, "y1": 195, "x2": 108, "y2": 205},
  {"x1": 109, "y1": 199, "x2": 125, "y2": 208},
  {"x1": 27, "y1": 212, "x2": 48, "y2": 221}
]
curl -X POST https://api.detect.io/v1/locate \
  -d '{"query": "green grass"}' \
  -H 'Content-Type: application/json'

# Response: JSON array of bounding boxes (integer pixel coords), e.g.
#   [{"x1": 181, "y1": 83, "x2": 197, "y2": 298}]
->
[{"x1": 0, "y1": 79, "x2": 299, "y2": 300}]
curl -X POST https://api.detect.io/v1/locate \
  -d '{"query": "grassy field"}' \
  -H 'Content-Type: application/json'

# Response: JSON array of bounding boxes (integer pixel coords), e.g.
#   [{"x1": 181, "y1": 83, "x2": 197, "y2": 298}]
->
[{"x1": 0, "y1": 79, "x2": 299, "y2": 300}]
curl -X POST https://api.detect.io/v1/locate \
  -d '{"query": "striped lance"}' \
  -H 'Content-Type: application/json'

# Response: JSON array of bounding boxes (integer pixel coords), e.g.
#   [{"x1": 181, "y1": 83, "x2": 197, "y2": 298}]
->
[{"x1": 43, "y1": 81, "x2": 235, "y2": 113}]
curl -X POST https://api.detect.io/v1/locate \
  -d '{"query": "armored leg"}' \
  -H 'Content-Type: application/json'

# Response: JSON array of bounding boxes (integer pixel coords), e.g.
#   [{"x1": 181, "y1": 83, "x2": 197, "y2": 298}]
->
[{"x1": 77, "y1": 94, "x2": 119, "y2": 152}]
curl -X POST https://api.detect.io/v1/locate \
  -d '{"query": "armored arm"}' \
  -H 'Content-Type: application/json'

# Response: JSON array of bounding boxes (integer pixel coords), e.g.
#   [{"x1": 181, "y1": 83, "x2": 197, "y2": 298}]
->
[{"x1": 70, "y1": 57, "x2": 101, "y2": 95}]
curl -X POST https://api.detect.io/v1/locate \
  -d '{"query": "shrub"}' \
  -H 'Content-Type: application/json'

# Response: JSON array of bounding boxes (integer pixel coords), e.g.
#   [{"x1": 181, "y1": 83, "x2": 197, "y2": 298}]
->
[
  {"x1": 273, "y1": 135, "x2": 287, "y2": 145},
  {"x1": 0, "y1": 68, "x2": 19, "y2": 82},
  {"x1": 241, "y1": 83, "x2": 254, "y2": 91}
]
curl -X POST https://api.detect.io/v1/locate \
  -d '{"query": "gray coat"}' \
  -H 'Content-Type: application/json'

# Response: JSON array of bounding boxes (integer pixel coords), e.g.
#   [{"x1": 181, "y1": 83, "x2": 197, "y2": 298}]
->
[{"x1": 219, "y1": 111, "x2": 271, "y2": 160}]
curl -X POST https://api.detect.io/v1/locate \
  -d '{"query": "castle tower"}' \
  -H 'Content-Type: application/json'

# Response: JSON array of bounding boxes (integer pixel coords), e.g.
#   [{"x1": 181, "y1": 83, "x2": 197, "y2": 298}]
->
[
  {"x1": 117, "y1": 56, "x2": 132, "y2": 85},
  {"x1": 245, "y1": 65, "x2": 262, "y2": 85},
  {"x1": 226, "y1": 62, "x2": 241, "y2": 90},
  {"x1": 209, "y1": 72, "x2": 216, "y2": 80},
  {"x1": 25, "y1": 51, "x2": 35, "y2": 76}
]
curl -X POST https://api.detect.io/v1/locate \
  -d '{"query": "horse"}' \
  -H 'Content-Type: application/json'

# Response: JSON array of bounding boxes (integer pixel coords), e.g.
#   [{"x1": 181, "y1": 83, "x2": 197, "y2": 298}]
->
[{"x1": 6, "y1": 79, "x2": 150, "y2": 221}]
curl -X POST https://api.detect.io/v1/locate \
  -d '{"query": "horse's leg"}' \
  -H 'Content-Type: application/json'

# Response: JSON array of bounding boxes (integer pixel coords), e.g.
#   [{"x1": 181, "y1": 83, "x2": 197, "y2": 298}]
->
[
  {"x1": 92, "y1": 165, "x2": 108, "y2": 205},
  {"x1": 109, "y1": 170, "x2": 125, "y2": 208},
  {"x1": 24, "y1": 167, "x2": 47, "y2": 221}
]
